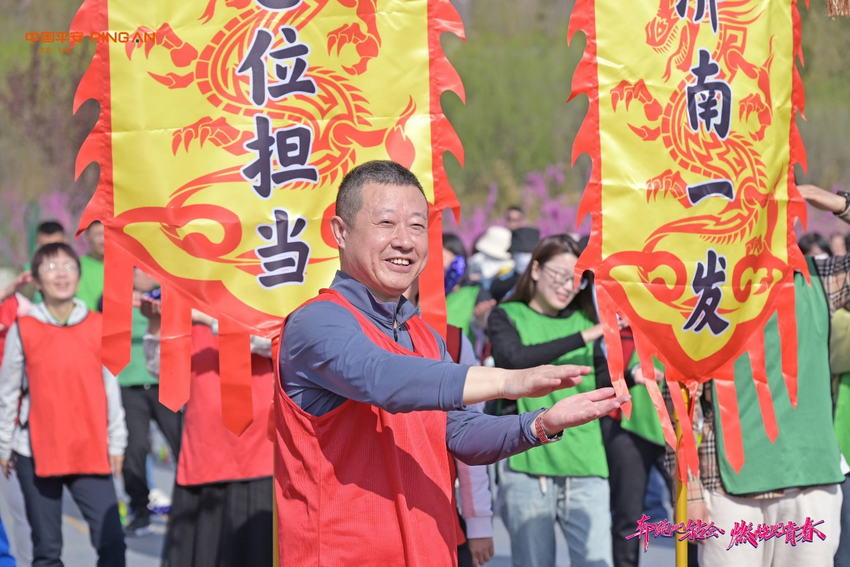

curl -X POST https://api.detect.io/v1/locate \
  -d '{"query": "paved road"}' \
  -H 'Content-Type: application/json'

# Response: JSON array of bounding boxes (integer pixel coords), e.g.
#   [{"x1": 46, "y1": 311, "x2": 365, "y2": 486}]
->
[{"x1": 20, "y1": 462, "x2": 676, "y2": 567}]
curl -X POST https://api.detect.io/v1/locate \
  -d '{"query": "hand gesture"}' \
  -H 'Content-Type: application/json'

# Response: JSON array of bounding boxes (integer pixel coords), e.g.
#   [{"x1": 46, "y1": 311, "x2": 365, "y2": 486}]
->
[
  {"x1": 467, "y1": 537, "x2": 494, "y2": 566},
  {"x1": 2, "y1": 271, "x2": 32, "y2": 302},
  {"x1": 798, "y1": 184, "x2": 845, "y2": 214},
  {"x1": 632, "y1": 366, "x2": 664, "y2": 386},
  {"x1": 501, "y1": 365, "x2": 591, "y2": 400},
  {"x1": 110, "y1": 454, "x2": 124, "y2": 478},
  {"x1": 473, "y1": 299, "x2": 497, "y2": 330},
  {"x1": 542, "y1": 387, "x2": 630, "y2": 433}
]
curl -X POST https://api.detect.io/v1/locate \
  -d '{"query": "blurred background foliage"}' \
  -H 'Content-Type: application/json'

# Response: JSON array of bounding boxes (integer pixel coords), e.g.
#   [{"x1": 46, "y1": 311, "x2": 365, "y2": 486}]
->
[{"x1": 0, "y1": 0, "x2": 848, "y2": 265}]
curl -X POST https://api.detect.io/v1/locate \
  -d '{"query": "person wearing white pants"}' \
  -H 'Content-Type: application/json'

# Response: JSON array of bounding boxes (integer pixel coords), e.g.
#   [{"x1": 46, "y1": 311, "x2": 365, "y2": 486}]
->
[{"x1": 700, "y1": 486, "x2": 841, "y2": 567}]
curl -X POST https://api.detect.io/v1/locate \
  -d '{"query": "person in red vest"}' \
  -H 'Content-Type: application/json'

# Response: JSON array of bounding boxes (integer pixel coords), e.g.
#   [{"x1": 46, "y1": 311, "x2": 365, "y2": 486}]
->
[
  {"x1": 139, "y1": 299, "x2": 274, "y2": 567},
  {"x1": 276, "y1": 160, "x2": 631, "y2": 566},
  {"x1": 0, "y1": 242, "x2": 128, "y2": 567}
]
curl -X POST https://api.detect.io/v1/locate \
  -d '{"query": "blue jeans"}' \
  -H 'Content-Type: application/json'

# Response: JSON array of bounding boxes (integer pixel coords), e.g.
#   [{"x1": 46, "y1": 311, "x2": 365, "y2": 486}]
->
[{"x1": 498, "y1": 460, "x2": 613, "y2": 567}]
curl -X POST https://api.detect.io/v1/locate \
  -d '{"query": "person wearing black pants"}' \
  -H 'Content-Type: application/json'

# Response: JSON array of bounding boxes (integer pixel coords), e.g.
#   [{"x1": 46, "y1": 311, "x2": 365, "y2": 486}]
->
[
  {"x1": 121, "y1": 383, "x2": 182, "y2": 536},
  {"x1": 601, "y1": 415, "x2": 670, "y2": 567},
  {"x1": 15, "y1": 454, "x2": 125, "y2": 567}
]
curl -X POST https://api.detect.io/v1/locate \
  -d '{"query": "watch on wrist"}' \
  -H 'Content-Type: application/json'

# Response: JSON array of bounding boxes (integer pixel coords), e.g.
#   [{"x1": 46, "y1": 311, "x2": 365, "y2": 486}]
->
[
  {"x1": 834, "y1": 191, "x2": 850, "y2": 217},
  {"x1": 534, "y1": 408, "x2": 563, "y2": 445}
]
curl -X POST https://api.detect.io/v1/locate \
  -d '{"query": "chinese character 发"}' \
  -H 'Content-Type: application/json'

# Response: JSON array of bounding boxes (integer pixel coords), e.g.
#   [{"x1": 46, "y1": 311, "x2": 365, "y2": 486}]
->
[
  {"x1": 241, "y1": 114, "x2": 319, "y2": 199},
  {"x1": 687, "y1": 48, "x2": 733, "y2": 139},
  {"x1": 683, "y1": 249, "x2": 730, "y2": 336},
  {"x1": 726, "y1": 520, "x2": 758, "y2": 551},
  {"x1": 253, "y1": 0, "x2": 302, "y2": 10},
  {"x1": 255, "y1": 208, "x2": 310, "y2": 288},
  {"x1": 237, "y1": 25, "x2": 317, "y2": 108},
  {"x1": 676, "y1": 0, "x2": 721, "y2": 34},
  {"x1": 798, "y1": 518, "x2": 826, "y2": 544}
]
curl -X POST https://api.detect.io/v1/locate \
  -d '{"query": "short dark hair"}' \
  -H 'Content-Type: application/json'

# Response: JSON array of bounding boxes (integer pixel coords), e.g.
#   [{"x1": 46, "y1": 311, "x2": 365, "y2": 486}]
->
[
  {"x1": 798, "y1": 232, "x2": 833, "y2": 257},
  {"x1": 503, "y1": 234, "x2": 596, "y2": 321},
  {"x1": 442, "y1": 233, "x2": 467, "y2": 261},
  {"x1": 37, "y1": 220, "x2": 65, "y2": 236},
  {"x1": 31, "y1": 242, "x2": 81, "y2": 282},
  {"x1": 335, "y1": 161, "x2": 425, "y2": 225},
  {"x1": 505, "y1": 205, "x2": 524, "y2": 215}
]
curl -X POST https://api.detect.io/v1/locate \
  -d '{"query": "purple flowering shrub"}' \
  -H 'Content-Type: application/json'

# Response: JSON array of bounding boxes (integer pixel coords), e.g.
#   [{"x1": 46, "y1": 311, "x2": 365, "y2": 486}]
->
[{"x1": 443, "y1": 163, "x2": 590, "y2": 253}]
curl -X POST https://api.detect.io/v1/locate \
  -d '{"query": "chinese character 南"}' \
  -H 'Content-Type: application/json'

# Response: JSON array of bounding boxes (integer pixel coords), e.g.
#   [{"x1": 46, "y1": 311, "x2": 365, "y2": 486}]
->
[
  {"x1": 255, "y1": 208, "x2": 310, "y2": 288},
  {"x1": 676, "y1": 0, "x2": 721, "y2": 34},
  {"x1": 683, "y1": 249, "x2": 730, "y2": 336},
  {"x1": 242, "y1": 114, "x2": 319, "y2": 199},
  {"x1": 237, "y1": 25, "x2": 317, "y2": 108},
  {"x1": 687, "y1": 48, "x2": 733, "y2": 140}
]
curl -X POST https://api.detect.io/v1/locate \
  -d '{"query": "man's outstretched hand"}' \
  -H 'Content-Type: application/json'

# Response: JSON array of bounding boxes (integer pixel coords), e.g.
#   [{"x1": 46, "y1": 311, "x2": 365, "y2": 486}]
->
[
  {"x1": 501, "y1": 364, "x2": 591, "y2": 400},
  {"x1": 542, "y1": 387, "x2": 630, "y2": 434},
  {"x1": 463, "y1": 364, "x2": 591, "y2": 406}
]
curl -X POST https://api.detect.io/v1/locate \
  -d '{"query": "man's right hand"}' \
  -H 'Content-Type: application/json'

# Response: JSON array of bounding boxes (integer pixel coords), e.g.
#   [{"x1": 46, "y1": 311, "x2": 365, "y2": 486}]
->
[
  {"x1": 501, "y1": 365, "x2": 591, "y2": 400},
  {"x1": 1, "y1": 459, "x2": 11, "y2": 479},
  {"x1": 462, "y1": 364, "x2": 591, "y2": 406}
]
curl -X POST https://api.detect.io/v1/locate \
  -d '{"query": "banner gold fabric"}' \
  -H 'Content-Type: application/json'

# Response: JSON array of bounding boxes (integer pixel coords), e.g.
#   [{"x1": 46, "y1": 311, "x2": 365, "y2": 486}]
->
[
  {"x1": 570, "y1": 0, "x2": 809, "y2": 474},
  {"x1": 72, "y1": 0, "x2": 464, "y2": 432}
]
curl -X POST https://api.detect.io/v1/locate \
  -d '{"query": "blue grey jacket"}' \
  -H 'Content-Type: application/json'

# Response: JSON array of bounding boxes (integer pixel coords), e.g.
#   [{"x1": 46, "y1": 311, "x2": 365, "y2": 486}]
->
[{"x1": 280, "y1": 271, "x2": 543, "y2": 465}]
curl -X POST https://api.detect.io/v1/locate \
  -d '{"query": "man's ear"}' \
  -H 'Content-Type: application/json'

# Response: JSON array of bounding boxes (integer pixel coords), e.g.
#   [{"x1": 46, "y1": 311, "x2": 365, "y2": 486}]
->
[{"x1": 330, "y1": 216, "x2": 347, "y2": 250}]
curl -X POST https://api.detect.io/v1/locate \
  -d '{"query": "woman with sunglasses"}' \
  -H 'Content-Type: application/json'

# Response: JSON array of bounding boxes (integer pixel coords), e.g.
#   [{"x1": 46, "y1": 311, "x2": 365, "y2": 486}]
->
[{"x1": 487, "y1": 234, "x2": 619, "y2": 567}]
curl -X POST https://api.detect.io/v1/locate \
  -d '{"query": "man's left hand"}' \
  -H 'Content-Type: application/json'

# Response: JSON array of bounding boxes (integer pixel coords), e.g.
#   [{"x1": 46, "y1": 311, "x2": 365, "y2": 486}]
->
[
  {"x1": 467, "y1": 537, "x2": 494, "y2": 566},
  {"x1": 543, "y1": 387, "x2": 630, "y2": 434}
]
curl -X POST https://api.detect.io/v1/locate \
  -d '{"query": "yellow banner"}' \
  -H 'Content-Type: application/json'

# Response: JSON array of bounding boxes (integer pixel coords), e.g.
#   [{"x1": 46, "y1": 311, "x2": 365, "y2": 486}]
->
[
  {"x1": 72, "y1": 0, "x2": 464, "y2": 427},
  {"x1": 570, "y1": 0, "x2": 808, "y2": 473}
]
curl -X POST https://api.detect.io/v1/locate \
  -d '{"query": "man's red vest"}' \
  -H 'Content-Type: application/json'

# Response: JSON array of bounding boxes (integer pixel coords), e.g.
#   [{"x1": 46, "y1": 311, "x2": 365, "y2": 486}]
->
[
  {"x1": 17, "y1": 313, "x2": 111, "y2": 477},
  {"x1": 177, "y1": 324, "x2": 274, "y2": 486},
  {"x1": 274, "y1": 289, "x2": 459, "y2": 566}
]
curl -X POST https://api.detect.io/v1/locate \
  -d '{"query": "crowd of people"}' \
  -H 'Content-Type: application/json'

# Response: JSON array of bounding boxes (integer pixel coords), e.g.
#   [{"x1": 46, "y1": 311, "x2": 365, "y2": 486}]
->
[{"x1": 0, "y1": 162, "x2": 848, "y2": 567}]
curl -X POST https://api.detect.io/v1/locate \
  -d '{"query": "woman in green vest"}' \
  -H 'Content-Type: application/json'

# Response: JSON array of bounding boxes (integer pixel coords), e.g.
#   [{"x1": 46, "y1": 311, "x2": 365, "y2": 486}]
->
[{"x1": 488, "y1": 234, "x2": 613, "y2": 567}]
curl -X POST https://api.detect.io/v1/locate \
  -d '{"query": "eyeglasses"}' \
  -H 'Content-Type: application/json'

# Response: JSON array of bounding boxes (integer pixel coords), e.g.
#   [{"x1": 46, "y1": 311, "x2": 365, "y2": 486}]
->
[
  {"x1": 542, "y1": 266, "x2": 588, "y2": 290},
  {"x1": 39, "y1": 262, "x2": 79, "y2": 274}
]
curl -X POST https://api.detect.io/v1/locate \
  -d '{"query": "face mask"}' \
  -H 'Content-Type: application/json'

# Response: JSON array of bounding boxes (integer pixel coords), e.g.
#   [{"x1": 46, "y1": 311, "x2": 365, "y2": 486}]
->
[{"x1": 444, "y1": 256, "x2": 466, "y2": 295}]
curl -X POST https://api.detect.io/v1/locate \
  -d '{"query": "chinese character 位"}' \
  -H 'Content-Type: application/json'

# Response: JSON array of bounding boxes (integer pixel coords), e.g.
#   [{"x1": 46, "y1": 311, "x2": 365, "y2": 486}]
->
[
  {"x1": 726, "y1": 520, "x2": 758, "y2": 551},
  {"x1": 255, "y1": 208, "x2": 310, "y2": 288},
  {"x1": 241, "y1": 114, "x2": 319, "y2": 199},
  {"x1": 676, "y1": 0, "x2": 721, "y2": 34},
  {"x1": 687, "y1": 48, "x2": 733, "y2": 140},
  {"x1": 237, "y1": 25, "x2": 317, "y2": 108},
  {"x1": 683, "y1": 249, "x2": 730, "y2": 336}
]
